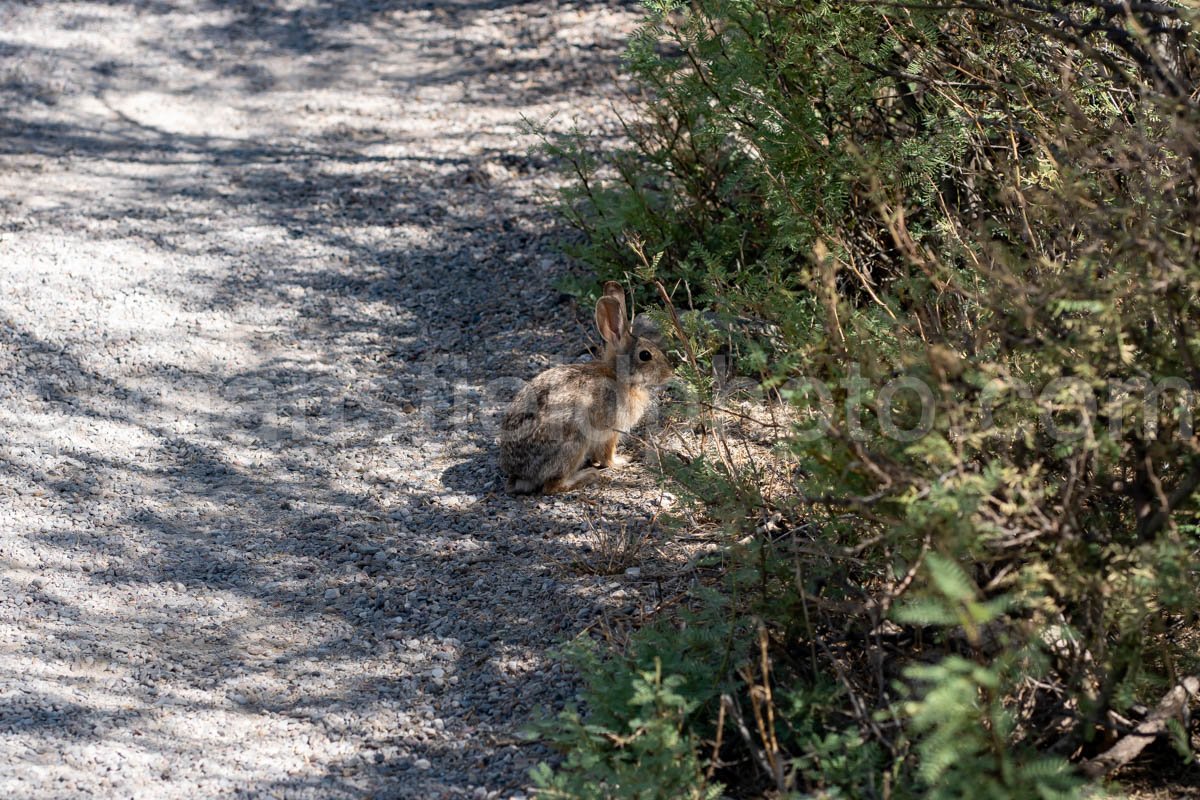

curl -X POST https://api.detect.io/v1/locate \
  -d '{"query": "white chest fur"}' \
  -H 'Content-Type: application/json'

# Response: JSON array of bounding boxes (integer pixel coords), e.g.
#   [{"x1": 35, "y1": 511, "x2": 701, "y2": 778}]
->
[{"x1": 616, "y1": 386, "x2": 651, "y2": 433}]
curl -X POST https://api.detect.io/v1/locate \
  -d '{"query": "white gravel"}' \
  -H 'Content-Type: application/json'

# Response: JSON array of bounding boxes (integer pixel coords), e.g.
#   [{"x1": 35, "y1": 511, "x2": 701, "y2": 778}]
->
[{"x1": 0, "y1": 1, "x2": 685, "y2": 797}]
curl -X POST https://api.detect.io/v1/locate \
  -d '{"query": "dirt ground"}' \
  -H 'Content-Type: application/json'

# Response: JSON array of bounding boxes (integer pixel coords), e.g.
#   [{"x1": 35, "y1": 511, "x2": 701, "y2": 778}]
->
[{"x1": 0, "y1": 2, "x2": 695, "y2": 798}]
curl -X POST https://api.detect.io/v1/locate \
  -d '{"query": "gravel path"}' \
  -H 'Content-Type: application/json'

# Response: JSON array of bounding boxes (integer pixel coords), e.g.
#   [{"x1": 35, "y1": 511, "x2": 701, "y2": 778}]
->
[{"x1": 0, "y1": 2, "x2": 680, "y2": 797}]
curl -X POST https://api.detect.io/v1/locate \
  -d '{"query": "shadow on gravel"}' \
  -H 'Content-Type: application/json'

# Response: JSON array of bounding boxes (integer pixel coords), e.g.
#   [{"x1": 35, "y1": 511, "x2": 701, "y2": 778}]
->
[
  {"x1": 438, "y1": 456, "x2": 493, "y2": 494},
  {"x1": 0, "y1": 0, "x2": 664, "y2": 795},
  {"x1": 1, "y1": 0, "x2": 638, "y2": 112},
  {"x1": 2, "y1": 319, "x2": 665, "y2": 793}
]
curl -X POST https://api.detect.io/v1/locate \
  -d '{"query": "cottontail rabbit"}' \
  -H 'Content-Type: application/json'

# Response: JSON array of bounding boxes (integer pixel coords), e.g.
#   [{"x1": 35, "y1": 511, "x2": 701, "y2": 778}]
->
[{"x1": 499, "y1": 282, "x2": 673, "y2": 494}]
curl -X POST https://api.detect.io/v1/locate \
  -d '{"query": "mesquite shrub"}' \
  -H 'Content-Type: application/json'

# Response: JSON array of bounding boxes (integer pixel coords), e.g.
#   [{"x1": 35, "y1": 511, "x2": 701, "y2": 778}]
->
[{"x1": 537, "y1": 2, "x2": 1200, "y2": 797}]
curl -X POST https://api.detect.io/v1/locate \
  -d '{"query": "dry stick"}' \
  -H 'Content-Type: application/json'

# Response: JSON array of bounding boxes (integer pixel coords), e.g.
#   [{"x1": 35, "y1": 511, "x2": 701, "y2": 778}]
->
[
  {"x1": 841, "y1": 242, "x2": 898, "y2": 321},
  {"x1": 652, "y1": 278, "x2": 701, "y2": 384},
  {"x1": 814, "y1": 239, "x2": 848, "y2": 348},
  {"x1": 1080, "y1": 676, "x2": 1199, "y2": 779},
  {"x1": 712, "y1": 419, "x2": 743, "y2": 494},
  {"x1": 792, "y1": 540, "x2": 820, "y2": 675},
  {"x1": 1139, "y1": 457, "x2": 1200, "y2": 538},
  {"x1": 758, "y1": 625, "x2": 787, "y2": 792},
  {"x1": 697, "y1": 399, "x2": 790, "y2": 428},
  {"x1": 813, "y1": 633, "x2": 890, "y2": 747},
  {"x1": 721, "y1": 693, "x2": 774, "y2": 778},
  {"x1": 649, "y1": 277, "x2": 747, "y2": 485},
  {"x1": 706, "y1": 694, "x2": 728, "y2": 781}
]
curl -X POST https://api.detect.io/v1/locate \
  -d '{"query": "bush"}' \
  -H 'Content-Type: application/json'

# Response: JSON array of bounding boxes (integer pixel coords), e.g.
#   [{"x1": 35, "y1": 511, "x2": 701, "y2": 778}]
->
[
  {"x1": 530, "y1": 633, "x2": 728, "y2": 800},
  {"x1": 537, "y1": 1, "x2": 1200, "y2": 797}
]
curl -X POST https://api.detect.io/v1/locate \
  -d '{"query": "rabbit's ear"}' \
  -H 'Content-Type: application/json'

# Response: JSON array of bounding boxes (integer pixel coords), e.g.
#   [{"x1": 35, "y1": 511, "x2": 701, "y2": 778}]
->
[
  {"x1": 602, "y1": 281, "x2": 627, "y2": 320},
  {"x1": 595, "y1": 296, "x2": 627, "y2": 344}
]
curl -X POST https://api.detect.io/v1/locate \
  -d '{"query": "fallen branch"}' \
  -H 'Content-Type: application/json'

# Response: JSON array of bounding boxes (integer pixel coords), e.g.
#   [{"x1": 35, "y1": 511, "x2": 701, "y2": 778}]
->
[
  {"x1": 1080, "y1": 676, "x2": 1199, "y2": 779},
  {"x1": 721, "y1": 693, "x2": 774, "y2": 778}
]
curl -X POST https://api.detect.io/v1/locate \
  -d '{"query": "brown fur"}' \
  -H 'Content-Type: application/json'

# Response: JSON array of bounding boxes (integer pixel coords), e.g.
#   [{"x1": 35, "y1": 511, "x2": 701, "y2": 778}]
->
[{"x1": 499, "y1": 286, "x2": 673, "y2": 494}]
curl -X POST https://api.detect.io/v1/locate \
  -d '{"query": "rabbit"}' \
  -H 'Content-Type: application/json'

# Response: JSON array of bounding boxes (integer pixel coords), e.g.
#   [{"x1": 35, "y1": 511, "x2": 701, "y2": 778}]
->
[{"x1": 499, "y1": 281, "x2": 674, "y2": 494}]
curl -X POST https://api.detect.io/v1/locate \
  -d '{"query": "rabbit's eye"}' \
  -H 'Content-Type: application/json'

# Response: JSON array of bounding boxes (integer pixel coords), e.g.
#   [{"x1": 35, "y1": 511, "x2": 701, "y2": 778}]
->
[{"x1": 638, "y1": 350, "x2": 652, "y2": 362}]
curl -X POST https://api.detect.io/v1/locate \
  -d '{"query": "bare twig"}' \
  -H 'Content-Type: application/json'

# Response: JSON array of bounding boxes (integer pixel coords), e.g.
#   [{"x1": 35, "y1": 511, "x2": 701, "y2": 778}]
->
[
  {"x1": 721, "y1": 693, "x2": 774, "y2": 778},
  {"x1": 706, "y1": 694, "x2": 728, "y2": 781}
]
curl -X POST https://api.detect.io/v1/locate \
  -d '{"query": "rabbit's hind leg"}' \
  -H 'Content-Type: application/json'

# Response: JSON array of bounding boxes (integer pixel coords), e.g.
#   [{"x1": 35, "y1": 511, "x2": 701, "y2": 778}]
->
[
  {"x1": 543, "y1": 440, "x2": 600, "y2": 494},
  {"x1": 543, "y1": 466, "x2": 602, "y2": 494},
  {"x1": 506, "y1": 476, "x2": 539, "y2": 494}
]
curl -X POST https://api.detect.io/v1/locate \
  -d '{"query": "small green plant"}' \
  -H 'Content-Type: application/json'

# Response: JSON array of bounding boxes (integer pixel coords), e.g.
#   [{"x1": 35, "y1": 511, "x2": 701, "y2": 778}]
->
[
  {"x1": 903, "y1": 655, "x2": 1083, "y2": 800},
  {"x1": 896, "y1": 555, "x2": 1084, "y2": 799},
  {"x1": 531, "y1": 640, "x2": 727, "y2": 800},
  {"x1": 780, "y1": 681, "x2": 889, "y2": 798}
]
